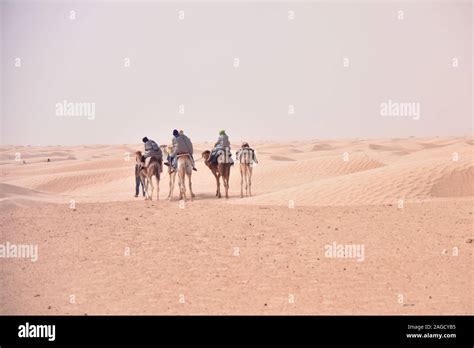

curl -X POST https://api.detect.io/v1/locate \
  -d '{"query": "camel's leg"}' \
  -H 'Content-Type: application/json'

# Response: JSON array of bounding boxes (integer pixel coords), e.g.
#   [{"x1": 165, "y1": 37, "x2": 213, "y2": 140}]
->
[
  {"x1": 168, "y1": 171, "x2": 173, "y2": 199},
  {"x1": 216, "y1": 175, "x2": 221, "y2": 198},
  {"x1": 142, "y1": 176, "x2": 149, "y2": 200},
  {"x1": 140, "y1": 175, "x2": 145, "y2": 199},
  {"x1": 223, "y1": 173, "x2": 229, "y2": 199},
  {"x1": 248, "y1": 166, "x2": 253, "y2": 196},
  {"x1": 139, "y1": 174, "x2": 145, "y2": 198},
  {"x1": 226, "y1": 177, "x2": 230, "y2": 199},
  {"x1": 185, "y1": 160, "x2": 195, "y2": 200},
  {"x1": 155, "y1": 175, "x2": 160, "y2": 201},
  {"x1": 178, "y1": 164, "x2": 186, "y2": 201},
  {"x1": 225, "y1": 167, "x2": 230, "y2": 199},
  {"x1": 148, "y1": 175, "x2": 154, "y2": 201},
  {"x1": 244, "y1": 166, "x2": 249, "y2": 197},
  {"x1": 223, "y1": 177, "x2": 227, "y2": 199},
  {"x1": 240, "y1": 165, "x2": 244, "y2": 198},
  {"x1": 212, "y1": 170, "x2": 220, "y2": 198},
  {"x1": 188, "y1": 174, "x2": 195, "y2": 201},
  {"x1": 169, "y1": 172, "x2": 176, "y2": 201},
  {"x1": 178, "y1": 174, "x2": 183, "y2": 200},
  {"x1": 181, "y1": 174, "x2": 186, "y2": 201}
]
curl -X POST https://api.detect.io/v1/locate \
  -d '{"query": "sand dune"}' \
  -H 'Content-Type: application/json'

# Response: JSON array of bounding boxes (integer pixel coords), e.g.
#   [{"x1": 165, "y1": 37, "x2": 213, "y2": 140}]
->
[
  {"x1": 287, "y1": 148, "x2": 304, "y2": 153},
  {"x1": 0, "y1": 183, "x2": 64, "y2": 209},
  {"x1": 368, "y1": 143, "x2": 401, "y2": 151},
  {"x1": 1, "y1": 137, "x2": 472, "y2": 315},
  {"x1": 430, "y1": 167, "x2": 474, "y2": 197},
  {"x1": 242, "y1": 137, "x2": 471, "y2": 206},
  {"x1": 0, "y1": 183, "x2": 48, "y2": 198},
  {"x1": 312, "y1": 143, "x2": 334, "y2": 151},
  {"x1": 248, "y1": 152, "x2": 386, "y2": 194},
  {"x1": 269, "y1": 155, "x2": 296, "y2": 161},
  {"x1": 236, "y1": 155, "x2": 472, "y2": 206},
  {"x1": 1, "y1": 137, "x2": 472, "y2": 206}
]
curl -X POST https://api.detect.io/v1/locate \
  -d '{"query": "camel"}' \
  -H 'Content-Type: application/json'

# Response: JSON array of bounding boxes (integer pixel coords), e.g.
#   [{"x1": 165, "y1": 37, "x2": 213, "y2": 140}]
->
[
  {"x1": 135, "y1": 151, "x2": 161, "y2": 200},
  {"x1": 202, "y1": 150, "x2": 231, "y2": 199},
  {"x1": 160, "y1": 145, "x2": 177, "y2": 201},
  {"x1": 237, "y1": 144, "x2": 258, "y2": 198},
  {"x1": 176, "y1": 154, "x2": 195, "y2": 202}
]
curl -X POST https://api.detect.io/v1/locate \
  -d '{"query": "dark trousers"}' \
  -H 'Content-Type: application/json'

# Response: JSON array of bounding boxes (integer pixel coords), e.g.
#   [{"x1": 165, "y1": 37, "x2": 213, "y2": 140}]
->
[{"x1": 135, "y1": 175, "x2": 144, "y2": 196}]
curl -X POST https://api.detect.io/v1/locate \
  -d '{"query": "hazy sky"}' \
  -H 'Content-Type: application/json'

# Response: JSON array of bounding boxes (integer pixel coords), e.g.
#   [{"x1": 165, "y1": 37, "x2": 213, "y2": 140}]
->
[{"x1": 0, "y1": 0, "x2": 472, "y2": 145}]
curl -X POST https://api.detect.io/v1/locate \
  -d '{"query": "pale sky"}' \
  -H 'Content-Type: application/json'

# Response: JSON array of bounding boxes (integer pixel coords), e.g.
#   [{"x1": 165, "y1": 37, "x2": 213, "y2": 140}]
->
[{"x1": 0, "y1": 0, "x2": 472, "y2": 145}]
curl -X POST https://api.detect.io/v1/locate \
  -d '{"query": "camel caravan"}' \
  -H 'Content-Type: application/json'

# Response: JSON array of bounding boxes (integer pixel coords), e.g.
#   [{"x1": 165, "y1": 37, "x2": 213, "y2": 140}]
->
[{"x1": 135, "y1": 130, "x2": 258, "y2": 201}]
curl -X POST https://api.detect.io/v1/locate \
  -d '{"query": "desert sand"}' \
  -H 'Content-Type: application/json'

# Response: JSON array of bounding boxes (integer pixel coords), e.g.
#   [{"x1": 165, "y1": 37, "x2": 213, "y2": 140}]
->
[{"x1": 0, "y1": 137, "x2": 472, "y2": 314}]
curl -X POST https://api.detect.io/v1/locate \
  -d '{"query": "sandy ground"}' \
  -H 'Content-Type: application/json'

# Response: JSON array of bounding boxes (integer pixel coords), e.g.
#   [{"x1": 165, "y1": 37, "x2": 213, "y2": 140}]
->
[{"x1": 0, "y1": 137, "x2": 473, "y2": 314}]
